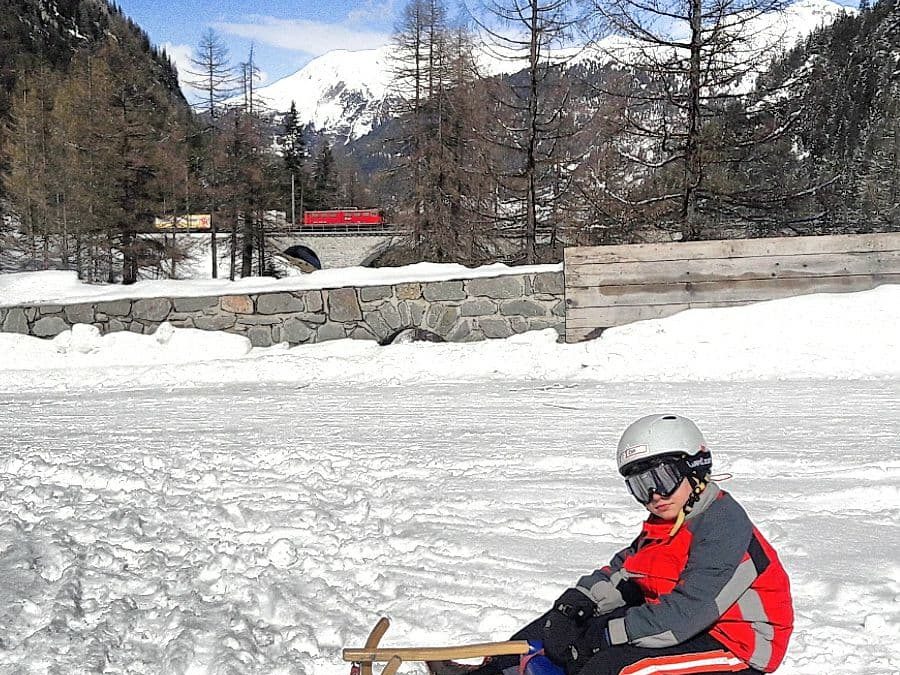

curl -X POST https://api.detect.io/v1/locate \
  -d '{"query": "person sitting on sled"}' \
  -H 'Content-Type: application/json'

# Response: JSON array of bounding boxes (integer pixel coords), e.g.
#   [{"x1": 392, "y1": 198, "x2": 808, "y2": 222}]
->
[{"x1": 430, "y1": 414, "x2": 794, "y2": 675}]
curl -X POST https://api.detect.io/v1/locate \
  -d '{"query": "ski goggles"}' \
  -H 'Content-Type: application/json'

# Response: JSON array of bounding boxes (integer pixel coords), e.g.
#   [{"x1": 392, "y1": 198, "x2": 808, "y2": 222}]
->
[{"x1": 624, "y1": 460, "x2": 685, "y2": 504}]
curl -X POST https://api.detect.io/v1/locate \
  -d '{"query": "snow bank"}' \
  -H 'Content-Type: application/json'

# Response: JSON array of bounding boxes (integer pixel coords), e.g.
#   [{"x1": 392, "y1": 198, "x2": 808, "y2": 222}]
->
[
  {"x1": 1, "y1": 285, "x2": 897, "y2": 392},
  {"x1": 0, "y1": 264, "x2": 561, "y2": 308}
]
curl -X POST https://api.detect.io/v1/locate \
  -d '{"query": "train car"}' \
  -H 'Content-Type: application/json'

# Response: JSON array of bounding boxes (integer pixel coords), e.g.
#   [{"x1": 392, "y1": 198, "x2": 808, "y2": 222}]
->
[{"x1": 301, "y1": 209, "x2": 383, "y2": 228}]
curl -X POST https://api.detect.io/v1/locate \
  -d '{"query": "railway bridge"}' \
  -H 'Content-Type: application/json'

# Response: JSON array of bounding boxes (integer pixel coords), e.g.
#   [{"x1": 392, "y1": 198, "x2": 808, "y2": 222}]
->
[{"x1": 268, "y1": 226, "x2": 404, "y2": 269}]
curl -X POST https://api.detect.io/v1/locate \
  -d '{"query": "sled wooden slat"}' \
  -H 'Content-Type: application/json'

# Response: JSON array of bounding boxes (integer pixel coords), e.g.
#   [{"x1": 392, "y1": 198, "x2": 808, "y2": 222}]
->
[
  {"x1": 343, "y1": 640, "x2": 531, "y2": 663},
  {"x1": 360, "y1": 617, "x2": 391, "y2": 675},
  {"x1": 382, "y1": 655, "x2": 403, "y2": 675}
]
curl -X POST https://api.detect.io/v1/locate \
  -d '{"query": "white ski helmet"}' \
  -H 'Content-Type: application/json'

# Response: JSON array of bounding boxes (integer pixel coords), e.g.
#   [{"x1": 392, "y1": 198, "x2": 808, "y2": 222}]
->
[{"x1": 616, "y1": 414, "x2": 712, "y2": 479}]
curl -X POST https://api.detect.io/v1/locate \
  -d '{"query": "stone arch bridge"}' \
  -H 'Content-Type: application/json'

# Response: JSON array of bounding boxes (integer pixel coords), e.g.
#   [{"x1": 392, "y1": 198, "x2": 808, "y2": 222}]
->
[{"x1": 268, "y1": 229, "x2": 404, "y2": 269}]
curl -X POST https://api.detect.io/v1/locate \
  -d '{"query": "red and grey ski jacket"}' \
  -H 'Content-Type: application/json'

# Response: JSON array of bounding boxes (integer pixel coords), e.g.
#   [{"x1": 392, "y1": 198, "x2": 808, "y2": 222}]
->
[{"x1": 576, "y1": 485, "x2": 793, "y2": 672}]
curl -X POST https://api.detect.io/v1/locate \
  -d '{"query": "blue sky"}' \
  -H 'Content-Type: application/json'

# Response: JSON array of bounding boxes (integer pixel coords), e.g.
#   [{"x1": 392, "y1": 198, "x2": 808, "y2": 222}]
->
[
  {"x1": 116, "y1": 0, "x2": 400, "y2": 88},
  {"x1": 116, "y1": 0, "x2": 861, "y2": 95}
]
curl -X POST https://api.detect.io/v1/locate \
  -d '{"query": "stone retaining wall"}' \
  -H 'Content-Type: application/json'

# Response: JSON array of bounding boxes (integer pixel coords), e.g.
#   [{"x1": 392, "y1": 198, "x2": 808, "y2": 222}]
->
[{"x1": 0, "y1": 271, "x2": 565, "y2": 346}]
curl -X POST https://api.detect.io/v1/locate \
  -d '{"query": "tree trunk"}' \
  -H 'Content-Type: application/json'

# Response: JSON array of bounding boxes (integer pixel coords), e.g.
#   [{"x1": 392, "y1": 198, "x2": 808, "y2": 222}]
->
[
  {"x1": 524, "y1": 0, "x2": 540, "y2": 264},
  {"x1": 121, "y1": 230, "x2": 137, "y2": 284},
  {"x1": 683, "y1": 0, "x2": 704, "y2": 241},
  {"x1": 241, "y1": 211, "x2": 254, "y2": 277}
]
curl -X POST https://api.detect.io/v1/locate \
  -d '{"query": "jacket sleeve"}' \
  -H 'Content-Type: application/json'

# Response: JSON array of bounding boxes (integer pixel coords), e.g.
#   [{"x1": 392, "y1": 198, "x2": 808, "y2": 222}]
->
[
  {"x1": 575, "y1": 535, "x2": 641, "y2": 614},
  {"x1": 607, "y1": 497, "x2": 757, "y2": 648}
]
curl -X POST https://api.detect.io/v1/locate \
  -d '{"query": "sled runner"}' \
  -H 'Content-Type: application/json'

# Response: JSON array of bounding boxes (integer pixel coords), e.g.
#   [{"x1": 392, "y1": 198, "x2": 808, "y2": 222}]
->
[{"x1": 343, "y1": 617, "x2": 531, "y2": 675}]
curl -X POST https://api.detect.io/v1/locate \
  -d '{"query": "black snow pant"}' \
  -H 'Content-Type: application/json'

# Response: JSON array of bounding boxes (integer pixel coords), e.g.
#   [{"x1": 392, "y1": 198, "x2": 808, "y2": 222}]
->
[{"x1": 469, "y1": 612, "x2": 763, "y2": 675}]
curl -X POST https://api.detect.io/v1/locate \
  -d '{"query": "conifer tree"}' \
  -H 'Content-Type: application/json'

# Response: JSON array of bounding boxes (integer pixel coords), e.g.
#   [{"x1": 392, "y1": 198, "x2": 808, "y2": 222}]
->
[
  {"x1": 280, "y1": 100, "x2": 308, "y2": 223},
  {"x1": 312, "y1": 141, "x2": 339, "y2": 209}
]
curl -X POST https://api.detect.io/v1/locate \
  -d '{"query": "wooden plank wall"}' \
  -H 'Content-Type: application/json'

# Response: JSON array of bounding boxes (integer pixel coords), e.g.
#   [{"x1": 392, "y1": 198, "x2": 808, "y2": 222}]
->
[{"x1": 564, "y1": 232, "x2": 900, "y2": 342}]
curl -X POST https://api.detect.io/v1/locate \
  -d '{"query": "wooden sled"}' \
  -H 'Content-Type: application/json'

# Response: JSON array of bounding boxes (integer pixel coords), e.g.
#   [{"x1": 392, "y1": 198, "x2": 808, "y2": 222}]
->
[{"x1": 343, "y1": 617, "x2": 530, "y2": 675}]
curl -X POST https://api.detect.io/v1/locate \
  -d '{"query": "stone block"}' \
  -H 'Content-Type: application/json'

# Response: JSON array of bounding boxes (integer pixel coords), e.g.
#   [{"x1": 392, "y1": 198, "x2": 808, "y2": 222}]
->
[
  {"x1": 304, "y1": 290, "x2": 323, "y2": 313},
  {"x1": 552, "y1": 299, "x2": 566, "y2": 317},
  {"x1": 478, "y1": 318, "x2": 513, "y2": 339},
  {"x1": 133, "y1": 298, "x2": 172, "y2": 322},
  {"x1": 401, "y1": 300, "x2": 426, "y2": 325},
  {"x1": 360, "y1": 285, "x2": 392, "y2": 302},
  {"x1": 395, "y1": 283, "x2": 421, "y2": 300},
  {"x1": 247, "y1": 326, "x2": 274, "y2": 347},
  {"x1": 194, "y1": 315, "x2": 237, "y2": 331},
  {"x1": 464, "y1": 328, "x2": 486, "y2": 343},
  {"x1": 533, "y1": 271, "x2": 565, "y2": 295},
  {"x1": 283, "y1": 318, "x2": 314, "y2": 344},
  {"x1": 32, "y1": 316, "x2": 69, "y2": 337},
  {"x1": 351, "y1": 325, "x2": 377, "y2": 341},
  {"x1": 96, "y1": 299, "x2": 132, "y2": 316},
  {"x1": 326, "y1": 288, "x2": 362, "y2": 321},
  {"x1": 64, "y1": 303, "x2": 94, "y2": 324},
  {"x1": 317, "y1": 322, "x2": 348, "y2": 342},
  {"x1": 257, "y1": 292, "x2": 304, "y2": 314},
  {"x1": 423, "y1": 304, "x2": 460, "y2": 336},
  {"x1": 466, "y1": 275, "x2": 524, "y2": 299},
  {"x1": 107, "y1": 319, "x2": 128, "y2": 333},
  {"x1": 379, "y1": 303, "x2": 402, "y2": 329},
  {"x1": 1, "y1": 308, "x2": 28, "y2": 334},
  {"x1": 237, "y1": 315, "x2": 282, "y2": 326},
  {"x1": 397, "y1": 302, "x2": 411, "y2": 327},
  {"x1": 500, "y1": 299, "x2": 546, "y2": 318},
  {"x1": 510, "y1": 316, "x2": 529, "y2": 334},
  {"x1": 174, "y1": 296, "x2": 218, "y2": 312},
  {"x1": 422, "y1": 281, "x2": 465, "y2": 302},
  {"x1": 527, "y1": 318, "x2": 563, "y2": 332},
  {"x1": 459, "y1": 298, "x2": 498, "y2": 317},
  {"x1": 296, "y1": 311, "x2": 326, "y2": 325},
  {"x1": 363, "y1": 311, "x2": 391, "y2": 341},
  {"x1": 446, "y1": 318, "x2": 473, "y2": 342},
  {"x1": 39, "y1": 305, "x2": 63, "y2": 315},
  {"x1": 221, "y1": 295, "x2": 254, "y2": 314}
]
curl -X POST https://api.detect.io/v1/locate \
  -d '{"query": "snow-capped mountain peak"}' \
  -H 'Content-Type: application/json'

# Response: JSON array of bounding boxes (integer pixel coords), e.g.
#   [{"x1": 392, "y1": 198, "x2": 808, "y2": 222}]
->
[{"x1": 256, "y1": 46, "x2": 394, "y2": 141}]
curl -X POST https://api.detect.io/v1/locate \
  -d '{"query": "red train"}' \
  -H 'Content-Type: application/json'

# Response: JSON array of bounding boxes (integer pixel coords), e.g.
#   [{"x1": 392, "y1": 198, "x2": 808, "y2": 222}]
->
[{"x1": 301, "y1": 209, "x2": 384, "y2": 228}]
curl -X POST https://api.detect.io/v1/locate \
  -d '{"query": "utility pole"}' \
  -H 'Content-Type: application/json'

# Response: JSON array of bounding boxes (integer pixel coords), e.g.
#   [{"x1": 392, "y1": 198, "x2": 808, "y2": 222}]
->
[{"x1": 291, "y1": 172, "x2": 296, "y2": 227}]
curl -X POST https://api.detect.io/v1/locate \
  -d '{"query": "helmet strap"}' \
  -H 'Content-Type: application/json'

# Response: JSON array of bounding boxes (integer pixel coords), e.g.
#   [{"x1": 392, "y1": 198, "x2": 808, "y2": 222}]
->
[
  {"x1": 685, "y1": 473, "x2": 709, "y2": 511},
  {"x1": 668, "y1": 473, "x2": 708, "y2": 537}
]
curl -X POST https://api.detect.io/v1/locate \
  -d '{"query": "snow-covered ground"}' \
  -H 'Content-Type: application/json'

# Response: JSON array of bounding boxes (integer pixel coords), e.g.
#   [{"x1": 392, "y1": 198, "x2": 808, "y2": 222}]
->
[{"x1": 1, "y1": 278, "x2": 898, "y2": 674}]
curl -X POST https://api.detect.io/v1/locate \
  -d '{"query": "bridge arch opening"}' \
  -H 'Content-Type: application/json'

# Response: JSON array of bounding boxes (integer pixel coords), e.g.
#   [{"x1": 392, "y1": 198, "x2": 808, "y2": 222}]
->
[
  {"x1": 359, "y1": 238, "x2": 405, "y2": 267},
  {"x1": 282, "y1": 244, "x2": 322, "y2": 272},
  {"x1": 381, "y1": 327, "x2": 444, "y2": 346}
]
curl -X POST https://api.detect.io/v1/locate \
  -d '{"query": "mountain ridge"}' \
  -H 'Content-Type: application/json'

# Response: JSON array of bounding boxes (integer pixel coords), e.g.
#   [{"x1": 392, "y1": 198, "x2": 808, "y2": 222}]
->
[{"x1": 252, "y1": 0, "x2": 854, "y2": 143}]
